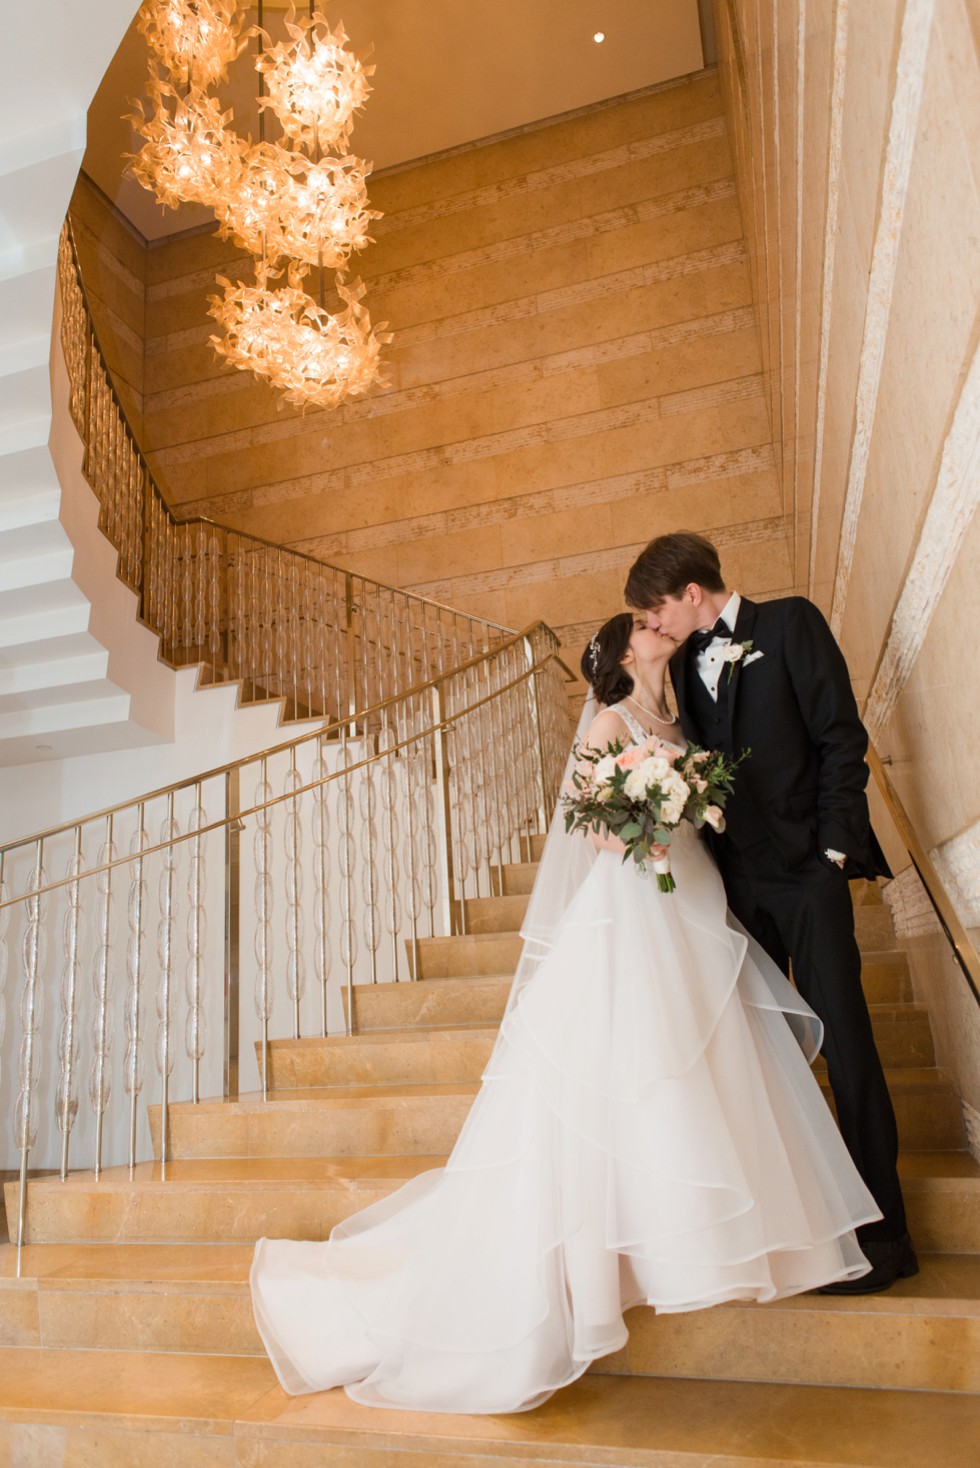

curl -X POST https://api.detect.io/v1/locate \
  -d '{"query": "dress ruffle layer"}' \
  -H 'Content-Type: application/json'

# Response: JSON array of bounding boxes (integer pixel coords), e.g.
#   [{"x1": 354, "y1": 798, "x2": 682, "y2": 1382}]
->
[{"x1": 251, "y1": 827, "x2": 879, "y2": 1413}]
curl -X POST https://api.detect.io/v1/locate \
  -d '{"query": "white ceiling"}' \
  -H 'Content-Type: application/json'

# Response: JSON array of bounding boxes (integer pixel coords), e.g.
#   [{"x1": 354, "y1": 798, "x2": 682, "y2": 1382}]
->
[{"x1": 83, "y1": 0, "x2": 706, "y2": 242}]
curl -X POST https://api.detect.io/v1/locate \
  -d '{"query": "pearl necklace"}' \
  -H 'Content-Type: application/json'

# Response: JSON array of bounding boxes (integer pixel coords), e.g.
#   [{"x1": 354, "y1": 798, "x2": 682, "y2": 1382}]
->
[{"x1": 626, "y1": 694, "x2": 675, "y2": 727}]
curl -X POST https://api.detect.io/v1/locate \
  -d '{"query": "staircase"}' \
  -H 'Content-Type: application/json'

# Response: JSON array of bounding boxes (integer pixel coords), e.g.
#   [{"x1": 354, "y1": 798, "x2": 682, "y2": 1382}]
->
[
  {"x1": 2, "y1": 839, "x2": 977, "y2": 1467},
  {"x1": 0, "y1": 2, "x2": 164, "y2": 765}
]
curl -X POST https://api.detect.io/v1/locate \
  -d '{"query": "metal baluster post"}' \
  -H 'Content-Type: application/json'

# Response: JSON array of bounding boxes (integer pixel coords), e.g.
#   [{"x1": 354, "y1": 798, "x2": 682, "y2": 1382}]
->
[
  {"x1": 431, "y1": 685, "x2": 459, "y2": 937},
  {"x1": 523, "y1": 636, "x2": 550, "y2": 834},
  {"x1": 127, "y1": 810, "x2": 148, "y2": 1175},
  {"x1": 224, "y1": 770, "x2": 241, "y2": 1101},
  {"x1": 159, "y1": 793, "x2": 177, "y2": 1181},
  {"x1": 17, "y1": 838, "x2": 45, "y2": 1254},
  {"x1": 58, "y1": 829, "x2": 84, "y2": 1181}
]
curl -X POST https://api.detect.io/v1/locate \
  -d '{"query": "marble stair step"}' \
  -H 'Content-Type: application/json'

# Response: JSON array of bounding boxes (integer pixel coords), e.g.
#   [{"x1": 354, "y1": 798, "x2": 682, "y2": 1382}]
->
[
  {"x1": 346, "y1": 974, "x2": 513, "y2": 1029},
  {"x1": 4, "y1": 1157, "x2": 441, "y2": 1245},
  {"x1": 3, "y1": 1245, "x2": 978, "y2": 1394},
  {"x1": 608, "y1": 1250, "x2": 980, "y2": 1393},
  {"x1": 148, "y1": 1084, "x2": 479, "y2": 1162},
  {"x1": 141, "y1": 1056, "x2": 968, "y2": 1168},
  {"x1": 493, "y1": 859, "x2": 538, "y2": 895},
  {"x1": 139, "y1": 1061, "x2": 967, "y2": 1166},
  {"x1": 139, "y1": 1059, "x2": 965, "y2": 1162},
  {"x1": 7, "y1": 1151, "x2": 978, "y2": 1253},
  {"x1": 466, "y1": 891, "x2": 897, "y2": 944},
  {"x1": 810, "y1": 1003, "x2": 934, "y2": 1070},
  {"x1": 819, "y1": 1066, "x2": 965, "y2": 1152},
  {"x1": 0, "y1": 1346, "x2": 977, "y2": 1467},
  {"x1": 345, "y1": 961, "x2": 911, "y2": 1038},
  {"x1": 408, "y1": 930, "x2": 524, "y2": 978},
  {"x1": 259, "y1": 1025, "x2": 499, "y2": 1089},
  {"x1": 267, "y1": 1002, "x2": 932, "y2": 1090},
  {"x1": 407, "y1": 926, "x2": 911, "y2": 993}
]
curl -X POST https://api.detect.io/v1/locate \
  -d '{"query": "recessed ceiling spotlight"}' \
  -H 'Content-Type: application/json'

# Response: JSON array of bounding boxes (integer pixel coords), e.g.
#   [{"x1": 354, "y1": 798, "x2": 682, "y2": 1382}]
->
[{"x1": 594, "y1": 31, "x2": 605, "y2": 43}]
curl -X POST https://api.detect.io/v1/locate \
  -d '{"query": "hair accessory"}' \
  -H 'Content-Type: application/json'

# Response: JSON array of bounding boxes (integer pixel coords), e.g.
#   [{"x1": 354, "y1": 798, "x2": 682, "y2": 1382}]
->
[{"x1": 588, "y1": 633, "x2": 600, "y2": 679}]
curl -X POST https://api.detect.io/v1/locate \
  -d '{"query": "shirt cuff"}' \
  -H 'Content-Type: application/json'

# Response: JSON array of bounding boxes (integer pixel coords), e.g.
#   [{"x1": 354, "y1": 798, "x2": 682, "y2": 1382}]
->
[{"x1": 824, "y1": 847, "x2": 847, "y2": 863}]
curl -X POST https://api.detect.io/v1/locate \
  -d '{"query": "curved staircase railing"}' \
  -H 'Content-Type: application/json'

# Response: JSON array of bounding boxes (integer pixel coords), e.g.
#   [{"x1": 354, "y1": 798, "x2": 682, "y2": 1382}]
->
[
  {"x1": 0, "y1": 219, "x2": 576, "y2": 1253},
  {"x1": 0, "y1": 619, "x2": 571, "y2": 1249},
  {"x1": 58, "y1": 220, "x2": 514, "y2": 724}
]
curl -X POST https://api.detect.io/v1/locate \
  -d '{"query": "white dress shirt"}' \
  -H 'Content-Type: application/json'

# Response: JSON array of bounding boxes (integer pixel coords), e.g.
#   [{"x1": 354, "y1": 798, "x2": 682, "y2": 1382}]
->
[{"x1": 695, "y1": 591, "x2": 740, "y2": 702}]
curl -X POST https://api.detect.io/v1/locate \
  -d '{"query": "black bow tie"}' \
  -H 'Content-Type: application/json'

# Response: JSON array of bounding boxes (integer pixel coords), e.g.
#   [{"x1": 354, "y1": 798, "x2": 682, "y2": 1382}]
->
[{"x1": 690, "y1": 619, "x2": 731, "y2": 653}]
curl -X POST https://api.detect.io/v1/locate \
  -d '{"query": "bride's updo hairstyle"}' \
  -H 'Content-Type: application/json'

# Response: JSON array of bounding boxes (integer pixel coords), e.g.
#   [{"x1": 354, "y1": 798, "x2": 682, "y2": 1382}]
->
[{"x1": 581, "y1": 612, "x2": 634, "y2": 707}]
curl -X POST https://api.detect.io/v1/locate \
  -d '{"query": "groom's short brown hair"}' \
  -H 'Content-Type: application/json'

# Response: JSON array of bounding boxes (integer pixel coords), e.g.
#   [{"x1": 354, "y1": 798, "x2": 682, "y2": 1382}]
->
[{"x1": 625, "y1": 531, "x2": 726, "y2": 607}]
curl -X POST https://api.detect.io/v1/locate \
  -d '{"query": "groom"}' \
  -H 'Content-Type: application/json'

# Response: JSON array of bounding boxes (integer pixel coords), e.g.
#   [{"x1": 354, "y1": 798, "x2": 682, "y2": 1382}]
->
[{"x1": 625, "y1": 531, "x2": 916, "y2": 1292}]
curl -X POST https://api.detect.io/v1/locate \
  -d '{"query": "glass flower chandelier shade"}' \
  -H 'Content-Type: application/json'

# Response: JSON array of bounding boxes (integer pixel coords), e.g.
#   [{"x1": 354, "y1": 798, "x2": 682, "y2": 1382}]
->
[
  {"x1": 138, "y1": 0, "x2": 246, "y2": 89},
  {"x1": 130, "y1": 0, "x2": 388, "y2": 409},
  {"x1": 209, "y1": 263, "x2": 391, "y2": 410},
  {"x1": 215, "y1": 144, "x2": 380, "y2": 268},
  {"x1": 129, "y1": 83, "x2": 242, "y2": 212},
  {"x1": 256, "y1": 12, "x2": 373, "y2": 152}
]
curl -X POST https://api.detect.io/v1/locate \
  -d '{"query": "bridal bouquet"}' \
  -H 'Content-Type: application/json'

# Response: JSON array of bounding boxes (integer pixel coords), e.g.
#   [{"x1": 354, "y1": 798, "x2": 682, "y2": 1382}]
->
[{"x1": 562, "y1": 736, "x2": 744, "y2": 892}]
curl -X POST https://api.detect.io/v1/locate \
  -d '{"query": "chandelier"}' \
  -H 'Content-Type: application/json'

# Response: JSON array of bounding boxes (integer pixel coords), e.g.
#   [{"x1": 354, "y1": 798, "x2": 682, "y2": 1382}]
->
[{"x1": 129, "y1": 0, "x2": 389, "y2": 409}]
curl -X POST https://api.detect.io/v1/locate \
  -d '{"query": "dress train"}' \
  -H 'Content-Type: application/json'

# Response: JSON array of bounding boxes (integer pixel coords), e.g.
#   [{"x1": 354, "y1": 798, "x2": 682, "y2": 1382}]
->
[{"x1": 250, "y1": 824, "x2": 879, "y2": 1413}]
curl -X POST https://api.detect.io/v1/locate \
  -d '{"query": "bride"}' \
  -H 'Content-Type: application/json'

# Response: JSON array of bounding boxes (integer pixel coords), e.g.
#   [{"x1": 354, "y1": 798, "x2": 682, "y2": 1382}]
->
[{"x1": 250, "y1": 612, "x2": 880, "y2": 1413}]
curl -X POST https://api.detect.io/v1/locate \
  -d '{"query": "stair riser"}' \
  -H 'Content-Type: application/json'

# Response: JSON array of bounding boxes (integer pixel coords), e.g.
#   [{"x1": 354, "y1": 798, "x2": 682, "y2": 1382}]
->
[
  {"x1": 8, "y1": 1176, "x2": 979, "y2": 1257},
  {"x1": 0, "y1": 1425, "x2": 226, "y2": 1468},
  {"x1": 269, "y1": 1016, "x2": 931, "y2": 1090},
  {"x1": 467, "y1": 896, "x2": 897, "y2": 945},
  {"x1": 146, "y1": 1078, "x2": 959, "y2": 1163},
  {"x1": 261, "y1": 1035, "x2": 495, "y2": 1089},
  {"x1": 410, "y1": 934, "x2": 523, "y2": 978},
  {"x1": 821, "y1": 1087, "x2": 965, "y2": 1152},
  {"x1": 813, "y1": 1012, "x2": 934, "y2": 1070},
  {"x1": 411, "y1": 931, "x2": 909, "y2": 993},
  {"x1": 149, "y1": 1097, "x2": 474, "y2": 1161},
  {"x1": 495, "y1": 864, "x2": 537, "y2": 896},
  {"x1": 597, "y1": 1303, "x2": 980, "y2": 1393},
  {"x1": 0, "y1": 1286, "x2": 260, "y2": 1358},
  {"x1": 2, "y1": 1180, "x2": 403, "y2": 1245},
  {"x1": 6, "y1": 1287, "x2": 976, "y2": 1394},
  {"x1": 348, "y1": 970, "x2": 909, "y2": 1031},
  {"x1": 906, "y1": 1181, "x2": 980, "y2": 1254},
  {"x1": 349, "y1": 980, "x2": 509, "y2": 1030}
]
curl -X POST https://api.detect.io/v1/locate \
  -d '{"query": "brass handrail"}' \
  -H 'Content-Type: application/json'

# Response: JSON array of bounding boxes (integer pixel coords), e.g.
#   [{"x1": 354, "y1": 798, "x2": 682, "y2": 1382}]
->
[{"x1": 868, "y1": 745, "x2": 980, "y2": 1009}]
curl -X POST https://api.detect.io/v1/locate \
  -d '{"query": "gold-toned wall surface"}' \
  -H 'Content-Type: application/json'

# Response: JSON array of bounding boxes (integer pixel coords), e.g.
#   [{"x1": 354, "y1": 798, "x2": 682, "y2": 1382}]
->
[
  {"x1": 714, "y1": 0, "x2": 980, "y2": 1108},
  {"x1": 130, "y1": 70, "x2": 785, "y2": 687},
  {"x1": 69, "y1": 177, "x2": 147, "y2": 437}
]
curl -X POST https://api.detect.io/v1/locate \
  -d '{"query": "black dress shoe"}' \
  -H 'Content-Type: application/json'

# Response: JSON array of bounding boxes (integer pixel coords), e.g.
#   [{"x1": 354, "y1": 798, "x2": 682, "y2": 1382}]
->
[{"x1": 818, "y1": 1233, "x2": 919, "y2": 1295}]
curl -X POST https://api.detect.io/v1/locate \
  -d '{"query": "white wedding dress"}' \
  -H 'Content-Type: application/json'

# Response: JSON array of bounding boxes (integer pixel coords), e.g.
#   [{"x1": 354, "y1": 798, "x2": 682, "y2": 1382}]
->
[{"x1": 250, "y1": 705, "x2": 880, "y2": 1414}]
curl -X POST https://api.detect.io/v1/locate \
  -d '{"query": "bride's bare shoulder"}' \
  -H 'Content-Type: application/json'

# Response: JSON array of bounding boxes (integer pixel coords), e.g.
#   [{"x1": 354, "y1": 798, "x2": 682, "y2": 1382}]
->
[{"x1": 582, "y1": 706, "x2": 628, "y2": 753}]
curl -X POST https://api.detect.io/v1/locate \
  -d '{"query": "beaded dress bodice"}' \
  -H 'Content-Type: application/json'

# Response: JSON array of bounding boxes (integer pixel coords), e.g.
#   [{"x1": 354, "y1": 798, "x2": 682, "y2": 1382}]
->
[{"x1": 609, "y1": 702, "x2": 686, "y2": 755}]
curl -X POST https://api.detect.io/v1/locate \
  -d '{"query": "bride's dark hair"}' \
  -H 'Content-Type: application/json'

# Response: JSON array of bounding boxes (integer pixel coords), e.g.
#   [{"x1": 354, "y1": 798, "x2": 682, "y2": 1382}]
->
[{"x1": 580, "y1": 613, "x2": 635, "y2": 706}]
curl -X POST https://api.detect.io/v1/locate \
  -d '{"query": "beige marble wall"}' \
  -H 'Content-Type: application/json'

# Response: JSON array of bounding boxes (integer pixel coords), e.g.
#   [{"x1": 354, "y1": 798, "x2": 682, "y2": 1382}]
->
[
  {"x1": 125, "y1": 71, "x2": 787, "y2": 684},
  {"x1": 68, "y1": 175, "x2": 147, "y2": 436},
  {"x1": 714, "y1": 0, "x2": 980, "y2": 1107}
]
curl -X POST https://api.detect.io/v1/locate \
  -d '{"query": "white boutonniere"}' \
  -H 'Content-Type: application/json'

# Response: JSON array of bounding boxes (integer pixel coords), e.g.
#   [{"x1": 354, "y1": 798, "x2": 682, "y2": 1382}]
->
[{"x1": 720, "y1": 639, "x2": 755, "y2": 681}]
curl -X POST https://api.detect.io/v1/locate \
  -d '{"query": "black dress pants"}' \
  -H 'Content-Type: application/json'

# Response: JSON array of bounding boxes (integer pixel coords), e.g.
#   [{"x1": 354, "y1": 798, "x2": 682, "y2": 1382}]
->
[{"x1": 715, "y1": 836, "x2": 907, "y2": 1242}]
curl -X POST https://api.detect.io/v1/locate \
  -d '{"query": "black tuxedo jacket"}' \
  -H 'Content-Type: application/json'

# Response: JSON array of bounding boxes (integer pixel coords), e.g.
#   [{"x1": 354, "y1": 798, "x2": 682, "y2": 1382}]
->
[{"x1": 669, "y1": 595, "x2": 889, "y2": 878}]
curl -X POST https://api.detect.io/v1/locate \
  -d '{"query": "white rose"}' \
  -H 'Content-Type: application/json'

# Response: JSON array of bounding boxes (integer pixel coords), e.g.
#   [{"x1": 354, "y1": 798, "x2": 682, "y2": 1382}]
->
[
  {"x1": 624, "y1": 755, "x2": 671, "y2": 801},
  {"x1": 593, "y1": 754, "x2": 617, "y2": 785},
  {"x1": 663, "y1": 771, "x2": 690, "y2": 803},
  {"x1": 663, "y1": 788, "x2": 690, "y2": 822}
]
